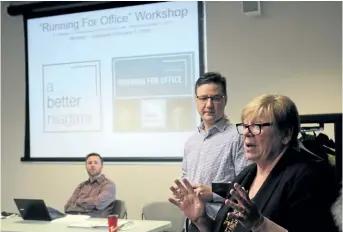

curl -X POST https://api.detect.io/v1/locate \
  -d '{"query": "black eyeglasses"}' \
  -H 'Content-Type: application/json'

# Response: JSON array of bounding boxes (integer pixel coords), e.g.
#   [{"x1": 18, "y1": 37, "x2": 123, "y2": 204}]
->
[
  {"x1": 196, "y1": 95, "x2": 225, "y2": 103},
  {"x1": 236, "y1": 122, "x2": 274, "y2": 135}
]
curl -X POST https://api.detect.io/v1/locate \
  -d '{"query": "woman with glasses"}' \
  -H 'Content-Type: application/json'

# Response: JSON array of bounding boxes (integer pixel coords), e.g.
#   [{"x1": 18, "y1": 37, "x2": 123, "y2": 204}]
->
[{"x1": 168, "y1": 94, "x2": 338, "y2": 232}]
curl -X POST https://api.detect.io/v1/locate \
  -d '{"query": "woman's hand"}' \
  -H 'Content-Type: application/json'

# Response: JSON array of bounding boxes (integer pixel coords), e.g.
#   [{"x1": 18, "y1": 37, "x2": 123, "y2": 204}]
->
[
  {"x1": 225, "y1": 183, "x2": 264, "y2": 230},
  {"x1": 168, "y1": 178, "x2": 206, "y2": 222}
]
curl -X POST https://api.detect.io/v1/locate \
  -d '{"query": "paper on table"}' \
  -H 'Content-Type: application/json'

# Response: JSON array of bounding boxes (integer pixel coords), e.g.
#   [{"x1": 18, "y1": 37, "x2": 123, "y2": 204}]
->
[
  {"x1": 68, "y1": 220, "x2": 132, "y2": 228},
  {"x1": 120, "y1": 222, "x2": 139, "y2": 231},
  {"x1": 1, "y1": 230, "x2": 23, "y2": 232},
  {"x1": 1, "y1": 214, "x2": 17, "y2": 219},
  {"x1": 51, "y1": 214, "x2": 90, "y2": 223}
]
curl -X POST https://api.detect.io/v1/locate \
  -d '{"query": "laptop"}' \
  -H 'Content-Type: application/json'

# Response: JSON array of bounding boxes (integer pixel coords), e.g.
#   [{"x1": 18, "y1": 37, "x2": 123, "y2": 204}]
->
[{"x1": 14, "y1": 199, "x2": 65, "y2": 221}]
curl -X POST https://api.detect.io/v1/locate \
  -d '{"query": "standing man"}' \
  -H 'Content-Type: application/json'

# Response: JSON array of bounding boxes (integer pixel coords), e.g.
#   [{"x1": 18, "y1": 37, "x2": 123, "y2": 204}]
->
[
  {"x1": 181, "y1": 72, "x2": 250, "y2": 220},
  {"x1": 64, "y1": 153, "x2": 116, "y2": 218}
]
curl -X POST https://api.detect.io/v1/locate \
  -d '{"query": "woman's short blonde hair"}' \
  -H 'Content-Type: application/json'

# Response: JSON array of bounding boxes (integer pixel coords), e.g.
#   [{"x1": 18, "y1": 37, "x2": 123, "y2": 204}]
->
[{"x1": 241, "y1": 94, "x2": 300, "y2": 147}]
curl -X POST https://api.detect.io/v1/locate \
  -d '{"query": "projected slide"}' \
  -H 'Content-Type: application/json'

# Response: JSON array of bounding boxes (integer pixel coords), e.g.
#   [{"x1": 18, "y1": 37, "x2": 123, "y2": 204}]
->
[
  {"x1": 26, "y1": 1, "x2": 203, "y2": 159},
  {"x1": 113, "y1": 53, "x2": 195, "y2": 132},
  {"x1": 43, "y1": 61, "x2": 102, "y2": 132}
]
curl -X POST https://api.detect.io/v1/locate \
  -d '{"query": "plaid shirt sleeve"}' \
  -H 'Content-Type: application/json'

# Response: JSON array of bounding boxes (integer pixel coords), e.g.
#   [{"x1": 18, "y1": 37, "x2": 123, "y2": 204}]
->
[
  {"x1": 181, "y1": 145, "x2": 188, "y2": 179},
  {"x1": 76, "y1": 183, "x2": 116, "y2": 210},
  {"x1": 206, "y1": 134, "x2": 249, "y2": 220},
  {"x1": 232, "y1": 133, "x2": 251, "y2": 176},
  {"x1": 64, "y1": 183, "x2": 83, "y2": 212}
]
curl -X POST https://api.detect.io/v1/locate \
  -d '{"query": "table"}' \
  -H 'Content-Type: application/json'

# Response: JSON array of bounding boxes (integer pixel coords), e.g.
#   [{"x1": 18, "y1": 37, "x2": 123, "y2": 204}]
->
[{"x1": 1, "y1": 216, "x2": 171, "y2": 232}]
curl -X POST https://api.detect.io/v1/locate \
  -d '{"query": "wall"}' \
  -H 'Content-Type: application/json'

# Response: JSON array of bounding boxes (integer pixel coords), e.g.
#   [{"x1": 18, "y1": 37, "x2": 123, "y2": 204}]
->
[{"x1": 1, "y1": 1, "x2": 341, "y2": 219}]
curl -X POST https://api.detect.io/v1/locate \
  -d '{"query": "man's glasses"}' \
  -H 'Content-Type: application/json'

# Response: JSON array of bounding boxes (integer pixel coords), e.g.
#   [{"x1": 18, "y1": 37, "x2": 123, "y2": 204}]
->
[
  {"x1": 196, "y1": 95, "x2": 225, "y2": 103},
  {"x1": 236, "y1": 122, "x2": 273, "y2": 135}
]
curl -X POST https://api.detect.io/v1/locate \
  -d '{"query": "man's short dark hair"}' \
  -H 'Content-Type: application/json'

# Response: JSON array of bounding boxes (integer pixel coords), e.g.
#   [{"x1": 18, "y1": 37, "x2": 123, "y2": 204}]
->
[
  {"x1": 86, "y1": 153, "x2": 103, "y2": 164},
  {"x1": 195, "y1": 72, "x2": 227, "y2": 96}
]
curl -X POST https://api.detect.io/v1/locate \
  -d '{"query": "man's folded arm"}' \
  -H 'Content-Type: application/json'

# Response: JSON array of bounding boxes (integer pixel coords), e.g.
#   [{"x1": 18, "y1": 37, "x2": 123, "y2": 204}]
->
[
  {"x1": 64, "y1": 184, "x2": 83, "y2": 212},
  {"x1": 76, "y1": 183, "x2": 116, "y2": 210}
]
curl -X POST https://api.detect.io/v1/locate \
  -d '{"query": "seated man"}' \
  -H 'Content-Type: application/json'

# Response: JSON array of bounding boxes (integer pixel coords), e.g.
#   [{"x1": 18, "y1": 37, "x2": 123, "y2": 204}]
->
[{"x1": 64, "y1": 153, "x2": 116, "y2": 218}]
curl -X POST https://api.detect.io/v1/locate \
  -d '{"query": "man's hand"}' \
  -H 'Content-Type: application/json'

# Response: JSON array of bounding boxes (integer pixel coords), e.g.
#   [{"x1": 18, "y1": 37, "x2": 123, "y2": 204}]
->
[{"x1": 193, "y1": 184, "x2": 213, "y2": 202}]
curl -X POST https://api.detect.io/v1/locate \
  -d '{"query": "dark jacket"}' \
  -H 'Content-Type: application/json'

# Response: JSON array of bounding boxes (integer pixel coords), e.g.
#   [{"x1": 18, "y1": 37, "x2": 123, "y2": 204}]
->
[{"x1": 191, "y1": 147, "x2": 339, "y2": 232}]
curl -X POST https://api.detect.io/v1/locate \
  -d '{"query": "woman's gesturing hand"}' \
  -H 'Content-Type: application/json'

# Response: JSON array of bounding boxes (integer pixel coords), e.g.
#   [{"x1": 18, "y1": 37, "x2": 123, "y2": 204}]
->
[
  {"x1": 168, "y1": 178, "x2": 206, "y2": 222},
  {"x1": 225, "y1": 183, "x2": 264, "y2": 230}
]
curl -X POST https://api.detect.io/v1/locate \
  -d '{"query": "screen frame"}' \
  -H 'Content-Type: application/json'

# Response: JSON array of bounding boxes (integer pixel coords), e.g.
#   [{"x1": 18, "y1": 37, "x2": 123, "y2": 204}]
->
[{"x1": 21, "y1": 1, "x2": 206, "y2": 162}]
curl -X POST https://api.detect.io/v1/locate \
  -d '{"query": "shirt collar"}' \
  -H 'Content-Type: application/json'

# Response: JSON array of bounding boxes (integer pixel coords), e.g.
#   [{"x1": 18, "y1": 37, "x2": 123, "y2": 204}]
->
[
  {"x1": 198, "y1": 117, "x2": 230, "y2": 134},
  {"x1": 88, "y1": 174, "x2": 105, "y2": 184}
]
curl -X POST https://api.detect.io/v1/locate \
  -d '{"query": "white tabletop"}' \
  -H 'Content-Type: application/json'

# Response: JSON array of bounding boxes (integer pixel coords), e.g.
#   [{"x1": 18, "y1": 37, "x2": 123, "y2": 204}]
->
[{"x1": 1, "y1": 216, "x2": 171, "y2": 232}]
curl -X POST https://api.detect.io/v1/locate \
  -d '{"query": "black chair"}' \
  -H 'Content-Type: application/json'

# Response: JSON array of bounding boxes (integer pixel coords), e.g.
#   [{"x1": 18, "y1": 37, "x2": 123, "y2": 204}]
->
[{"x1": 113, "y1": 199, "x2": 127, "y2": 219}]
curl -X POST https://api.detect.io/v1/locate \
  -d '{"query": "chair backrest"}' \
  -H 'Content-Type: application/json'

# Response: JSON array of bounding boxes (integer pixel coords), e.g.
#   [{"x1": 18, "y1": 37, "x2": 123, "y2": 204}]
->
[
  {"x1": 142, "y1": 201, "x2": 186, "y2": 232},
  {"x1": 113, "y1": 200, "x2": 127, "y2": 219}
]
